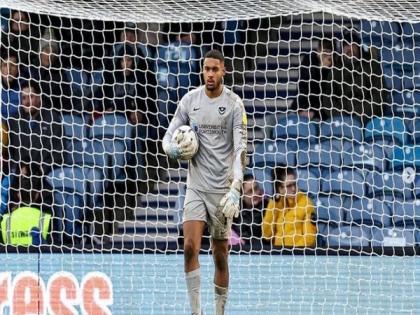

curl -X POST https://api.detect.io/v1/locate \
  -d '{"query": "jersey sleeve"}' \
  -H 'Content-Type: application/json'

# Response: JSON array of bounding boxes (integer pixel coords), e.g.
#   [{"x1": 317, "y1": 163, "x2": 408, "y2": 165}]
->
[
  {"x1": 162, "y1": 95, "x2": 189, "y2": 152},
  {"x1": 232, "y1": 98, "x2": 247, "y2": 184}
]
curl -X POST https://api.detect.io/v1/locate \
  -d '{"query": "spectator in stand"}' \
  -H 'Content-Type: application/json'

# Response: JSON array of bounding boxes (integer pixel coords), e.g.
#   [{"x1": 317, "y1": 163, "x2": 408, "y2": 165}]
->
[
  {"x1": 262, "y1": 167, "x2": 316, "y2": 248},
  {"x1": 0, "y1": 122, "x2": 9, "y2": 219},
  {"x1": 0, "y1": 164, "x2": 53, "y2": 246},
  {"x1": 25, "y1": 31, "x2": 72, "y2": 110},
  {"x1": 1, "y1": 51, "x2": 21, "y2": 120},
  {"x1": 156, "y1": 23, "x2": 200, "y2": 133},
  {"x1": 7, "y1": 80, "x2": 64, "y2": 178},
  {"x1": 291, "y1": 39, "x2": 333, "y2": 120},
  {"x1": 322, "y1": 31, "x2": 389, "y2": 123},
  {"x1": 103, "y1": 44, "x2": 154, "y2": 126},
  {"x1": 231, "y1": 174, "x2": 268, "y2": 245},
  {"x1": 1, "y1": 10, "x2": 40, "y2": 72},
  {"x1": 109, "y1": 23, "x2": 157, "y2": 90}
]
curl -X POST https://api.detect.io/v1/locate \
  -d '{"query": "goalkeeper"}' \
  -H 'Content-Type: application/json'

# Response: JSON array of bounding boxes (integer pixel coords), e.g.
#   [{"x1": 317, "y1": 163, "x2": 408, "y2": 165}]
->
[{"x1": 163, "y1": 49, "x2": 247, "y2": 315}]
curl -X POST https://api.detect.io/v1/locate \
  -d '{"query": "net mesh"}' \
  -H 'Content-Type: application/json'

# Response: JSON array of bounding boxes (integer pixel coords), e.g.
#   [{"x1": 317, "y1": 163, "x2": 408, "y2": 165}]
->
[{"x1": 1, "y1": 0, "x2": 420, "y2": 313}]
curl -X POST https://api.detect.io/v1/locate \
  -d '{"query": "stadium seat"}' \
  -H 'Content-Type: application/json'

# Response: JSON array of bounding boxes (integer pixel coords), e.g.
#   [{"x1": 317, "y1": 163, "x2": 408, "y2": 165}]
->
[
  {"x1": 273, "y1": 113, "x2": 318, "y2": 147},
  {"x1": 318, "y1": 139, "x2": 343, "y2": 168},
  {"x1": 360, "y1": 20, "x2": 401, "y2": 47},
  {"x1": 414, "y1": 174, "x2": 420, "y2": 198},
  {"x1": 321, "y1": 168, "x2": 365, "y2": 198},
  {"x1": 252, "y1": 139, "x2": 296, "y2": 167},
  {"x1": 371, "y1": 227, "x2": 417, "y2": 247},
  {"x1": 392, "y1": 48, "x2": 416, "y2": 73},
  {"x1": 391, "y1": 145, "x2": 420, "y2": 170},
  {"x1": 61, "y1": 114, "x2": 91, "y2": 166},
  {"x1": 345, "y1": 197, "x2": 375, "y2": 226},
  {"x1": 45, "y1": 167, "x2": 105, "y2": 238},
  {"x1": 90, "y1": 113, "x2": 134, "y2": 180},
  {"x1": 370, "y1": 197, "x2": 394, "y2": 227},
  {"x1": 406, "y1": 118, "x2": 420, "y2": 144},
  {"x1": 326, "y1": 224, "x2": 372, "y2": 248},
  {"x1": 364, "y1": 116, "x2": 408, "y2": 146},
  {"x1": 366, "y1": 171, "x2": 415, "y2": 199},
  {"x1": 315, "y1": 195, "x2": 345, "y2": 225},
  {"x1": 296, "y1": 167, "x2": 320, "y2": 197},
  {"x1": 296, "y1": 141, "x2": 335, "y2": 168},
  {"x1": 391, "y1": 198, "x2": 420, "y2": 227},
  {"x1": 320, "y1": 115, "x2": 363, "y2": 143},
  {"x1": 401, "y1": 22, "x2": 420, "y2": 46},
  {"x1": 342, "y1": 143, "x2": 386, "y2": 172}
]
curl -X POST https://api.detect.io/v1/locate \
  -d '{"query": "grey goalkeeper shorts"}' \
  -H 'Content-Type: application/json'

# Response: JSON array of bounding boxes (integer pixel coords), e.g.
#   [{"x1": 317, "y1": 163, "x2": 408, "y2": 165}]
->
[{"x1": 183, "y1": 188, "x2": 232, "y2": 240}]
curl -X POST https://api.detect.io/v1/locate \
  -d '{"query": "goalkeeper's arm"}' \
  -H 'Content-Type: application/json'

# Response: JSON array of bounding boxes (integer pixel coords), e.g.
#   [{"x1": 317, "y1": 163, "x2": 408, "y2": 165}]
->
[
  {"x1": 219, "y1": 100, "x2": 248, "y2": 219},
  {"x1": 162, "y1": 98, "x2": 188, "y2": 159}
]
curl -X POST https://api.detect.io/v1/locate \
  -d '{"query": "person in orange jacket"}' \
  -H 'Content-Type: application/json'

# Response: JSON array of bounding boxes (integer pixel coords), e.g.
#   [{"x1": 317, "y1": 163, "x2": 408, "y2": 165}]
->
[{"x1": 262, "y1": 167, "x2": 316, "y2": 247}]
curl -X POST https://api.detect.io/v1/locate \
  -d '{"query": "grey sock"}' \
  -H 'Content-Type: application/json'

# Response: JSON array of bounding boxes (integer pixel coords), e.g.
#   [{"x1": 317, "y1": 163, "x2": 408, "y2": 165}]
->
[
  {"x1": 214, "y1": 284, "x2": 228, "y2": 315},
  {"x1": 186, "y1": 268, "x2": 201, "y2": 315}
]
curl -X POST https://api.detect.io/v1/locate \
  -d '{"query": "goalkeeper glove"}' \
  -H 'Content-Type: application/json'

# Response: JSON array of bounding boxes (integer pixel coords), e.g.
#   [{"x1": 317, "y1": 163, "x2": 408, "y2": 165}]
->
[
  {"x1": 165, "y1": 140, "x2": 196, "y2": 160},
  {"x1": 165, "y1": 142, "x2": 182, "y2": 160},
  {"x1": 219, "y1": 180, "x2": 241, "y2": 219}
]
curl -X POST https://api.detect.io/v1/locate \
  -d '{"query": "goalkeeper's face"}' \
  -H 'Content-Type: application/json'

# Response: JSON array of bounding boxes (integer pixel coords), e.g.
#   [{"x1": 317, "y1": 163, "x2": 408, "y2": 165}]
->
[{"x1": 203, "y1": 58, "x2": 225, "y2": 91}]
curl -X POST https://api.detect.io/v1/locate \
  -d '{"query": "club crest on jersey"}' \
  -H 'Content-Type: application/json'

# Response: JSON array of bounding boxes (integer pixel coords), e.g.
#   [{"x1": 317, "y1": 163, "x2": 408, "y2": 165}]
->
[
  {"x1": 191, "y1": 122, "x2": 199, "y2": 132},
  {"x1": 218, "y1": 107, "x2": 226, "y2": 115}
]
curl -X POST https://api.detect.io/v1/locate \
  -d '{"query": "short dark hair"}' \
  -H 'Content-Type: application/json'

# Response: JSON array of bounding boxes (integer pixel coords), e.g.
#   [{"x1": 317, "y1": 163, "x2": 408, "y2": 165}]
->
[
  {"x1": 243, "y1": 174, "x2": 254, "y2": 182},
  {"x1": 319, "y1": 39, "x2": 333, "y2": 52},
  {"x1": 21, "y1": 79, "x2": 41, "y2": 95},
  {"x1": 1, "y1": 49, "x2": 18, "y2": 63},
  {"x1": 342, "y1": 30, "x2": 361, "y2": 46},
  {"x1": 204, "y1": 49, "x2": 224, "y2": 63},
  {"x1": 273, "y1": 167, "x2": 296, "y2": 192}
]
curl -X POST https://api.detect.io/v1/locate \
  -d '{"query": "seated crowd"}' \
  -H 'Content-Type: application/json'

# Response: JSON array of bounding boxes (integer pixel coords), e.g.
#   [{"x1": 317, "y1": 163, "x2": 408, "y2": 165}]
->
[
  {"x1": 0, "y1": 10, "x2": 243, "y2": 246},
  {"x1": 0, "y1": 10, "x2": 414, "y2": 249}
]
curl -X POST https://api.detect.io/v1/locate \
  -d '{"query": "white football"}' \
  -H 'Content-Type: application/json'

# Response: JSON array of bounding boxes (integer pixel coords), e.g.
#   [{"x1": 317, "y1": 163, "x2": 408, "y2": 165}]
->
[{"x1": 171, "y1": 125, "x2": 199, "y2": 160}]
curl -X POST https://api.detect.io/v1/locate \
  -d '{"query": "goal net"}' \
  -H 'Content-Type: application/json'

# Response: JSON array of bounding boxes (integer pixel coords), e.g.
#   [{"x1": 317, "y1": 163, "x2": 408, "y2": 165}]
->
[{"x1": 0, "y1": 0, "x2": 420, "y2": 314}]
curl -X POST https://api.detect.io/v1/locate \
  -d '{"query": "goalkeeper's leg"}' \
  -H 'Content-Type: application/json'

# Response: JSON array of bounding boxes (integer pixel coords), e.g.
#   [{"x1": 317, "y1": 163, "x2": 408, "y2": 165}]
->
[
  {"x1": 184, "y1": 220, "x2": 206, "y2": 315},
  {"x1": 212, "y1": 239, "x2": 229, "y2": 315}
]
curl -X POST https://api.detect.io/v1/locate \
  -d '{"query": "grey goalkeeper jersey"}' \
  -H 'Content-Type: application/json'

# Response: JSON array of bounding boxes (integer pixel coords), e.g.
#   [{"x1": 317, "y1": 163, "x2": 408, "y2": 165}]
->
[{"x1": 163, "y1": 85, "x2": 247, "y2": 193}]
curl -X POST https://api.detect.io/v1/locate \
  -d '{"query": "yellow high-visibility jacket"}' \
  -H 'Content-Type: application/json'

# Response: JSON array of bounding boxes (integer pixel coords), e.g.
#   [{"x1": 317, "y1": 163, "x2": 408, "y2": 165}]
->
[{"x1": 262, "y1": 192, "x2": 316, "y2": 247}]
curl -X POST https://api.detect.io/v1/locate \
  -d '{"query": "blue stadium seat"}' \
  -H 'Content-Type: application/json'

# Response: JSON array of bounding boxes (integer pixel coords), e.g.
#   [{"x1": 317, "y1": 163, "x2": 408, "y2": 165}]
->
[
  {"x1": 90, "y1": 114, "x2": 134, "y2": 180},
  {"x1": 391, "y1": 146, "x2": 420, "y2": 170},
  {"x1": 315, "y1": 195, "x2": 345, "y2": 225},
  {"x1": 345, "y1": 197, "x2": 375, "y2": 226},
  {"x1": 319, "y1": 140, "x2": 343, "y2": 168},
  {"x1": 401, "y1": 22, "x2": 420, "y2": 46},
  {"x1": 273, "y1": 113, "x2": 318, "y2": 144},
  {"x1": 392, "y1": 48, "x2": 416, "y2": 73},
  {"x1": 391, "y1": 198, "x2": 420, "y2": 227},
  {"x1": 61, "y1": 114, "x2": 91, "y2": 166},
  {"x1": 296, "y1": 141, "x2": 335, "y2": 168},
  {"x1": 345, "y1": 197, "x2": 393, "y2": 227},
  {"x1": 322, "y1": 168, "x2": 365, "y2": 198},
  {"x1": 360, "y1": 20, "x2": 401, "y2": 47},
  {"x1": 366, "y1": 171, "x2": 415, "y2": 199},
  {"x1": 296, "y1": 168, "x2": 320, "y2": 197},
  {"x1": 370, "y1": 197, "x2": 394, "y2": 227},
  {"x1": 45, "y1": 167, "x2": 105, "y2": 238},
  {"x1": 414, "y1": 174, "x2": 420, "y2": 198},
  {"x1": 406, "y1": 118, "x2": 420, "y2": 144},
  {"x1": 364, "y1": 116, "x2": 409, "y2": 146},
  {"x1": 252, "y1": 139, "x2": 296, "y2": 167},
  {"x1": 371, "y1": 227, "x2": 417, "y2": 247},
  {"x1": 326, "y1": 225, "x2": 372, "y2": 248},
  {"x1": 326, "y1": 224, "x2": 372, "y2": 248},
  {"x1": 342, "y1": 143, "x2": 386, "y2": 172},
  {"x1": 320, "y1": 115, "x2": 363, "y2": 143}
]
